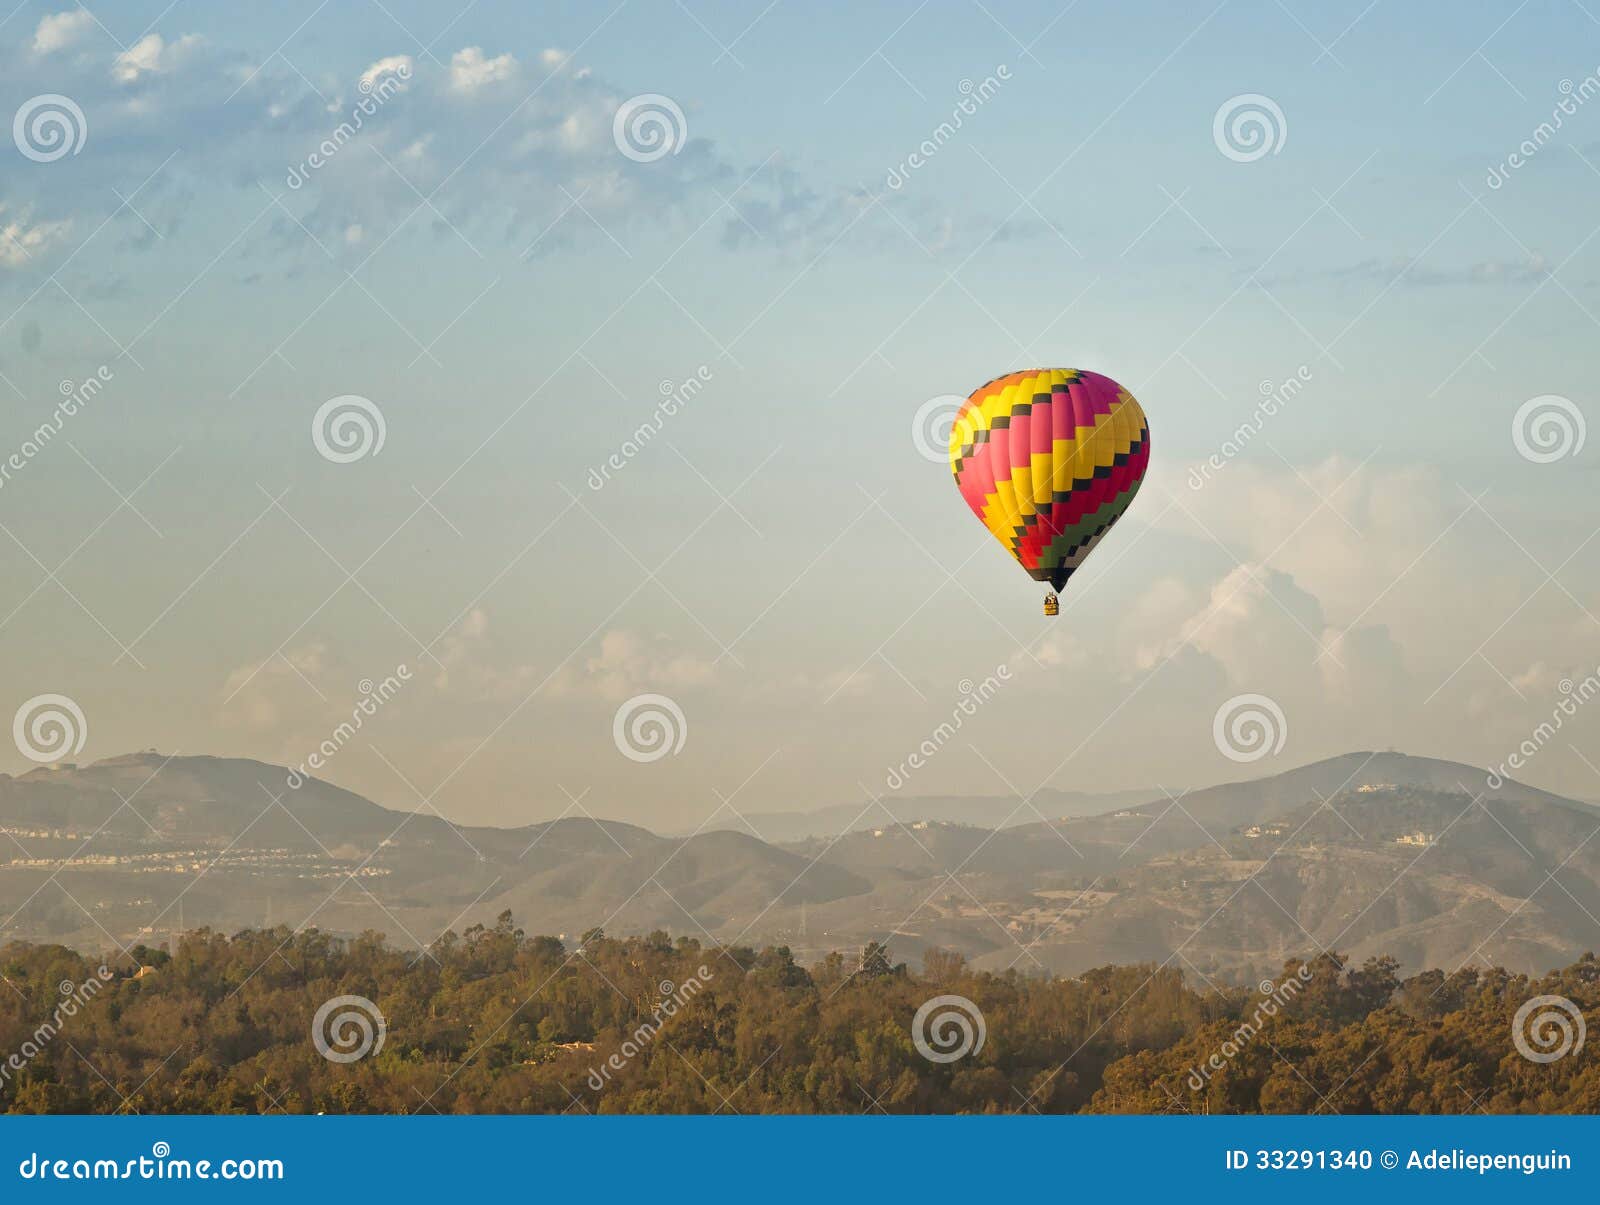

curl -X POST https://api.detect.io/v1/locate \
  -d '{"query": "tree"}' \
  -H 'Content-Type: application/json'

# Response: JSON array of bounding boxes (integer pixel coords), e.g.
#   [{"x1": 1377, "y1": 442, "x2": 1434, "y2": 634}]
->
[
  {"x1": 922, "y1": 947, "x2": 966, "y2": 984},
  {"x1": 856, "y1": 940, "x2": 901, "y2": 979}
]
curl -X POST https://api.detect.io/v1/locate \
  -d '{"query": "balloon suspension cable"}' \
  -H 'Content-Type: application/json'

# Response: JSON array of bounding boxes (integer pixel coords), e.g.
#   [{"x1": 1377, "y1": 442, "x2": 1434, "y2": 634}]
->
[{"x1": 1043, "y1": 591, "x2": 1059, "y2": 617}]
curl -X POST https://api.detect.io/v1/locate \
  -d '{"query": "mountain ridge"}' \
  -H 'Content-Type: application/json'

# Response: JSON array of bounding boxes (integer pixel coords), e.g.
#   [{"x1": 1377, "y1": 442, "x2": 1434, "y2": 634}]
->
[{"x1": 3, "y1": 748, "x2": 1594, "y2": 981}]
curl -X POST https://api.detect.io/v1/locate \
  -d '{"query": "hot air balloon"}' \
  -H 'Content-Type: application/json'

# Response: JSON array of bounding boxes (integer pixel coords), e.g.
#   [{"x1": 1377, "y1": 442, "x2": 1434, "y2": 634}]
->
[{"x1": 948, "y1": 368, "x2": 1149, "y2": 615}]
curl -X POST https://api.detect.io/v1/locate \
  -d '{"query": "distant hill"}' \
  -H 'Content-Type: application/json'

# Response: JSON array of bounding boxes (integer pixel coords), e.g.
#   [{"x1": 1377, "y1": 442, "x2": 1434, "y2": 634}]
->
[
  {"x1": 1098, "y1": 749, "x2": 1583, "y2": 831},
  {"x1": 979, "y1": 781, "x2": 1600, "y2": 982},
  {"x1": 2, "y1": 750, "x2": 1595, "y2": 982},
  {"x1": 730, "y1": 786, "x2": 1161, "y2": 843}
]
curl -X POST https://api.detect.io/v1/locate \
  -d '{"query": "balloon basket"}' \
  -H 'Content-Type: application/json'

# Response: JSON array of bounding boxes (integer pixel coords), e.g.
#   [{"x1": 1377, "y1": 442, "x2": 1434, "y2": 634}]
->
[{"x1": 1043, "y1": 593, "x2": 1059, "y2": 617}]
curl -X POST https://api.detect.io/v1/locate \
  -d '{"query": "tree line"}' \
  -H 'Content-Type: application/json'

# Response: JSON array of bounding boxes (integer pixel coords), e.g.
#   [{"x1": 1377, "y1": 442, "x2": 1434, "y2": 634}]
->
[{"x1": 1, "y1": 914, "x2": 1595, "y2": 1113}]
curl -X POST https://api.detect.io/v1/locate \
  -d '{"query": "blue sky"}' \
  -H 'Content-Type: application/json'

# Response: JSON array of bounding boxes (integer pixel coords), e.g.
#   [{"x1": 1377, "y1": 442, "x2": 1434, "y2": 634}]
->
[{"x1": 3, "y1": 0, "x2": 1600, "y2": 827}]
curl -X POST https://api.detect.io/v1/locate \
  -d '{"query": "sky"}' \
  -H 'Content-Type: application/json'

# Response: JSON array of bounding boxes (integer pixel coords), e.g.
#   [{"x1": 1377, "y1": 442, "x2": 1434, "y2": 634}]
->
[{"x1": 3, "y1": 0, "x2": 1600, "y2": 831}]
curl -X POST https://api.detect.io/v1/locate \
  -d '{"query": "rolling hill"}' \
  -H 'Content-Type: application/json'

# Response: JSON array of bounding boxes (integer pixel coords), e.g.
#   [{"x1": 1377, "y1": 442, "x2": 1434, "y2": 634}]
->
[{"x1": 3, "y1": 749, "x2": 1596, "y2": 983}]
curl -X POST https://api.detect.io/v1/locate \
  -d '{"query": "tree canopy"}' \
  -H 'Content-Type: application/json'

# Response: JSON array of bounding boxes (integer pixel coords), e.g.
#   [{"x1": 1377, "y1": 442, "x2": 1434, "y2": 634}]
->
[{"x1": 1, "y1": 918, "x2": 1595, "y2": 1114}]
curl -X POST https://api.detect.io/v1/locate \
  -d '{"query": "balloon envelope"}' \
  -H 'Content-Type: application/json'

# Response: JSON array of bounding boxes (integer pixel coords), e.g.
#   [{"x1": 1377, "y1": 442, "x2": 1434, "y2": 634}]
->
[{"x1": 949, "y1": 368, "x2": 1150, "y2": 592}]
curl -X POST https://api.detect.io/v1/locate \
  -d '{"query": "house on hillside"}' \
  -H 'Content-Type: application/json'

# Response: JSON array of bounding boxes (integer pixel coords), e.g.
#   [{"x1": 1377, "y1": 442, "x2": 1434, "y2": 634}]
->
[{"x1": 1395, "y1": 831, "x2": 1435, "y2": 847}]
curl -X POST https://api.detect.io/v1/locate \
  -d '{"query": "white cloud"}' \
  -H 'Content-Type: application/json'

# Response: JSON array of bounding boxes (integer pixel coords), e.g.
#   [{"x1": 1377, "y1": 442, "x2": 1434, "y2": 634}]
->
[
  {"x1": 1173, "y1": 563, "x2": 1331, "y2": 684},
  {"x1": 432, "y1": 608, "x2": 556, "y2": 701},
  {"x1": 997, "y1": 454, "x2": 1600, "y2": 777},
  {"x1": 397, "y1": 136, "x2": 432, "y2": 166},
  {"x1": 1318, "y1": 622, "x2": 1406, "y2": 704},
  {"x1": 1123, "y1": 576, "x2": 1206, "y2": 671},
  {"x1": 431, "y1": 606, "x2": 490, "y2": 691},
  {"x1": 433, "y1": 614, "x2": 711, "y2": 706},
  {"x1": 549, "y1": 629, "x2": 715, "y2": 702},
  {"x1": 113, "y1": 33, "x2": 164, "y2": 81},
  {"x1": 1155, "y1": 456, "x2": 1467, "y2": 628},
  {"x1": 448, "y1": 46, "x2": 517, "y2": 92},
  {"x1": 1511, "y1": 661, "x2": 1558, "y2": 694},
  {"x1": 0, "y1": 20, "x2": 894, "y2": 271},
  {"x1": 112, "y1": 32, "x2": 202, "y2": 83},
  {"x1": 219, "y1": 644, "x2": 328, "y2": 731},
  {"x1": 809, "y1": 665, "x2": 881, "y2": 699},
  {"x1": 359, "y1": 54, "x2": 413, "y2": 91},
  {"x1": 0, "y1": 209, "x2": 72, "y2": 268},
  {"x1": 33, "y1": 8, "x2": 94, "y2": 54}
]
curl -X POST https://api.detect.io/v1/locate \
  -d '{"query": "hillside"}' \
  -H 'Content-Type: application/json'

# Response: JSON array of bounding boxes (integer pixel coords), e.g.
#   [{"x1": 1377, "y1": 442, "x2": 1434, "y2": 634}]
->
[{"x1": 2, "y1": 750, "x2": 1596, "y2": 981}]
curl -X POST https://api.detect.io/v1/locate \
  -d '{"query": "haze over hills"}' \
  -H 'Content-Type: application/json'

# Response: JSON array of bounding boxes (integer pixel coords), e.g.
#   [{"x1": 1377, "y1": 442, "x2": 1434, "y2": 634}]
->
[
  {"x1": 732, "y1": 786, "x2": 1162, "y2": 843},
  {"x1": 3, "y1": 749, "x2": 1597, "y2": 984}
]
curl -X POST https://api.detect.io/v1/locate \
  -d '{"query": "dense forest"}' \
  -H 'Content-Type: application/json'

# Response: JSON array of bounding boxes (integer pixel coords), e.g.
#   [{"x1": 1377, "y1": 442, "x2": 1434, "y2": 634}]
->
[{"x1": 2, "y1": 915, "x2": 1597, "y2": 1114}]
